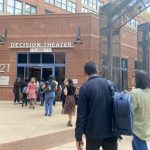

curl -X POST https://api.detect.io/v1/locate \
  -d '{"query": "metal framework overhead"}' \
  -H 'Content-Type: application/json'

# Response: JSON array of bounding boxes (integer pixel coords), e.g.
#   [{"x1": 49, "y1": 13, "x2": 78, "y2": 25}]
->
[
  {"x1": 137, "y1": 23, "x2": 150, "y2": 76},
  {"x1": 100, "y1": 0, "x2": 150, "y2": 89},
  {"x1": 0, "y1": 29, "x2": 7, "y2": 45}
]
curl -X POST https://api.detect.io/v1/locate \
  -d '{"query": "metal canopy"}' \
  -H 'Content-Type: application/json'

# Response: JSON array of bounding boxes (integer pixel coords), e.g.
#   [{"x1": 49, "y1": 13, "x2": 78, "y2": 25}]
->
[
  {"x1": 101, "y1": 0, "x2": 150, "y2": 35},
  {"x1": 100, "y1": 0, "x2": 150, "y2": 90}
]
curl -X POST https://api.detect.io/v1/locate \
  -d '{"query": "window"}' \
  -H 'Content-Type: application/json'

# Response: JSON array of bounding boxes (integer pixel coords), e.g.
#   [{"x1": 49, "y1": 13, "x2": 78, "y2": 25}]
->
[
  {"x1": 25, "y1": 4, "x2": 37, "y2": 14},
  {"x1": 89, "y1": 0, "x2": 96, "y2": 9},
  {"x1": 55, "y1": 0, "x2": 66, "y2": 10},
  {"x1": 0, "y1": 0, "x2": 4, "y2": 12},
  {"x1": 7, "y1": 0, "x2": 15, "y2": 14},
  {"x1": 81, "y1": 7, "x2": 88, "y2": 13},
  {"x1": 55, "y1": 53, "x2": 65, "y2": 64},
  {"x1": 82, "y1": 0, "x2": 88, "y2": 5},
  {"x1": 45, "y1": 0, "x2": 54, "y2": 5},
  {"x1": 42, "y1": 53, "x2": 54, "y2": 64},
  {"x1": 15, "y1": 1, "x2": 23, "y2": 15},
  {"x1": 67, "y1": 1, "x2": 76, "y2": 13},
  {"x1": 97, "y1": 0, "x2": 104, "y2": 10},
  {"x1": 127, "y1": 19, "x2": 140, "y2": 29},
  {"x1": 29, "y1": 54, "x2": 41, "y2": 64},
  {"x1": 17, "y1": 67, "x2": 24, "y2": 80},
  {"x1": 55, "y1": 67, "x2": 65, "y2": 83},
  {"x1": 18, "y1": 54, "x2": 27, "y2": 63},
  {"x1": 45, "y1": 9, "x2": 53, "y2": 14}
]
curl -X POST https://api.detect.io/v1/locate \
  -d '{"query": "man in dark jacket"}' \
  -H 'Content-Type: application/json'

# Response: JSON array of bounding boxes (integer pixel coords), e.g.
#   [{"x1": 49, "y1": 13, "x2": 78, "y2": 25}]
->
[{"x1": 75, "y1": 61, "x2": 118, "y2": 150}]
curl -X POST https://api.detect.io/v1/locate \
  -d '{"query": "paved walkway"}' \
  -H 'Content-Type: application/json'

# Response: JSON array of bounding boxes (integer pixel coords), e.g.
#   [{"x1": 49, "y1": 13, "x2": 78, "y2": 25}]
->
[{"x1": 0, "y1": 101, "x2": 149, "y2": 150}]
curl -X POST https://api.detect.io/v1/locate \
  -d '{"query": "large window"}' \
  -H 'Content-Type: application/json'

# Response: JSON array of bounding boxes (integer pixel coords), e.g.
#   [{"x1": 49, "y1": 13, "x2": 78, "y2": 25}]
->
[
  {"x1": 17, "y1": 53, "x2": 66, "y2": 82},
  {"x1": 55, "y1": 53, "x2": 65, "y2": 64},
  {"x1": 97, "y1": 0, "x2": 104, "y2": 10},
  {"x1": 7, "y1": 0, "x2": 15, "y2": 14},
  {"x1": 82, "y1": 0, "x2": 88, "y2": 5},
  {"x1": 18, "y1": 54, "x2": 27, "y2": 63},
  {"x1": 45, "y1": 0, "x2": 54, "y2": 5},
  {"x1": 55, "y1": 0, "x2": 66, "y2": 10},
  {"x1": 0, "y1": 0, "x2": 4, "y2": 12},
  {"x1": 25, "y1": 4, "x2": 36, "y2": 14},
  {"x1": 7, "y1": 0, "x2": 23, "y2": 15},
  {"x1": 82, "y1": 0, "x2": 103, "y2": 10},
  {"x1": 67, "y1": 1, "x2": 76, "y2": 13},
  {"x1": 42, "y1": 53, "x2": 54, "y2": 64},
  {"x1": 81, "y1": 7, "x2": 88, "y2": 13},
  {"x1": 127, "y1": 18, "x2": 140, "y2": 29},
  {"x1": 29, "y1": 54, "x2": 41, "y2": 64},
  {"x1": 89, "y1": 0, "x2": 96, "y2": 9},
  {"x1": 15, "y1": 1, "x2": 22, "y2": 15}
]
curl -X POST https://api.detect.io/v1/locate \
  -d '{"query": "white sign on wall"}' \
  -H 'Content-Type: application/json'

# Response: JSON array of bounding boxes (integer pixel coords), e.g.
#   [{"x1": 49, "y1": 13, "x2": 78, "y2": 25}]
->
[
  {"x1": 0, "y1": 76, "x2": 9, "y2": 85},
  {"x1": 30, "y1": 48, "x2": 52, "y2": 53}
]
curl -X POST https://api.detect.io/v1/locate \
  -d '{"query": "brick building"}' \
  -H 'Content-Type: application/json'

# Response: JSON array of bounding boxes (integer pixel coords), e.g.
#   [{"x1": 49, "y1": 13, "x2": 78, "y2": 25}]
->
[
  {"x1": 0, "y1": 13, "x2": 100, "y2": 100},
  {"x1": 0, "y1": 0, "x2": 146, "y2": 100}
]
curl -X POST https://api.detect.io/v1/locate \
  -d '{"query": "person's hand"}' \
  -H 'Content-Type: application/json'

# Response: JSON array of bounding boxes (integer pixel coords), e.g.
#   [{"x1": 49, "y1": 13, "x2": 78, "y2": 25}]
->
[{"x1": 76, "y1": 140, "x2": 84, "y2": 150}]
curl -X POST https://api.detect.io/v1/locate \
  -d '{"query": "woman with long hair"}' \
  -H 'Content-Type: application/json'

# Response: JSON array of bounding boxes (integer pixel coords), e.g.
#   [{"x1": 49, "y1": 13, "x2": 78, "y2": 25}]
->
[
  {"x1": 27, "y1": 77, "x2": 37, "y2": 109},
  {"x1": 64, "y1": 78, "x2": 76, "y2": 126},
  {"x1": 131, "y1": 70, "x2": 150, "y2": 150}
]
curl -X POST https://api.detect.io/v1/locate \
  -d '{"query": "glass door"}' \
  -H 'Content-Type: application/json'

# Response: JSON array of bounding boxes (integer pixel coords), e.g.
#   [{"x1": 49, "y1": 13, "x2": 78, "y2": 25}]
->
[
  {"x1": 29, "y1": 67, "x2": 41, "y2": 81},
  {"x1": 42, "y1": 67, "x2": 53, "y2": 81}
]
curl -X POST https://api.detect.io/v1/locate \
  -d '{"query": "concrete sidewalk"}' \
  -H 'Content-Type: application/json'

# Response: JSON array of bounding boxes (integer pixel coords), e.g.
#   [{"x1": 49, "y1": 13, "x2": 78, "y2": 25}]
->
[{"x1": 0, "y1": 101, "x2": 149, "y2": 150}]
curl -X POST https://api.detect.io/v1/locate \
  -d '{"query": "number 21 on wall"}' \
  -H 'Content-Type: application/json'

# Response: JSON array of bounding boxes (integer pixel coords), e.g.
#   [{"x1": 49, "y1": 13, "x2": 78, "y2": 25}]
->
[{"x1": 0, "y1": 64, "x2": 10, "y2": 73}]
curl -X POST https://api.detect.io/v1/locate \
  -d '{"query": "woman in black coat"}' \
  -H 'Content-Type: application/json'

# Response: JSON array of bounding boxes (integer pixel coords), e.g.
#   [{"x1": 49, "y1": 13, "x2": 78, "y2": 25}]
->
[{"x1": 13, "y1": 77, "x2": 22, "y2": 104}]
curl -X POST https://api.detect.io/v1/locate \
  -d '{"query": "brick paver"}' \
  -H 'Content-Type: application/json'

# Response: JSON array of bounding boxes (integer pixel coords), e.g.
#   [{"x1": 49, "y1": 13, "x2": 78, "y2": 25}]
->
[{"x1": 0, "y1": 129, "x2": 74, "y2": 150}]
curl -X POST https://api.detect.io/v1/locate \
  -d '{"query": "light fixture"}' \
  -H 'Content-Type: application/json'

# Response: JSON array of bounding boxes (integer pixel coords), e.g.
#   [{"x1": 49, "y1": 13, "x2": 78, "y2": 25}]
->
[
  {"x1": 74, "y1": 27, "x2": 83, "y2": 44},
  {"x1": 0, "y1": 29, "x2": 7, "y2": 45}
]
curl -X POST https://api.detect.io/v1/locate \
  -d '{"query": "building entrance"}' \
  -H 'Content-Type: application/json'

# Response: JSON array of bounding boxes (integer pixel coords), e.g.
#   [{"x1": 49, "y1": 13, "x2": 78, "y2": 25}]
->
[{"x1": 17, "y1": 53, "x2": 65, "y2": 83}]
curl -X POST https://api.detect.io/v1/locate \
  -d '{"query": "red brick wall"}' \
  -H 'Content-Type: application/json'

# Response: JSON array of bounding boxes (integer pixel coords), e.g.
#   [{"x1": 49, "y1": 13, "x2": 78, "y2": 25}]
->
[{"x1": 0, "y1": 14, "x2": 99, "y2": 100}]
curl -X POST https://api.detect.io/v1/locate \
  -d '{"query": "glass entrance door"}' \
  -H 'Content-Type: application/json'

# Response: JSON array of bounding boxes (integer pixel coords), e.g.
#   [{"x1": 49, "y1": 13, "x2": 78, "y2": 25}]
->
[
  {"x1": 29, "y1": 67, "x2": 41, "y2": 81},
  {"x1": 42, "y1": 67, "x2": 53, "y2": 81}
]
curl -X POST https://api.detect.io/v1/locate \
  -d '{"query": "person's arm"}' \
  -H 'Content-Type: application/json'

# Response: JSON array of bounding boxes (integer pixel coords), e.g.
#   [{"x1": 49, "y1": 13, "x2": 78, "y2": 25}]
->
[
  {"x1": 75, "y1": 86, "x2": 87, "y2": 147},
  {"x1": 131, "y1": 90, "x2": 140, "y2": 110}
]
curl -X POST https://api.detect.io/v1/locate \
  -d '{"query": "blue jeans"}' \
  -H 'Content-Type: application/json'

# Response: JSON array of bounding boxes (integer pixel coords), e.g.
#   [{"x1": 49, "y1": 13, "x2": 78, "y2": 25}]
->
[
  {"x1": 132, "y1": 134, "x2": 148, "y2": 150},
  {"x1": 44, "y1": 92, "x2": 55, "y2": 116}
]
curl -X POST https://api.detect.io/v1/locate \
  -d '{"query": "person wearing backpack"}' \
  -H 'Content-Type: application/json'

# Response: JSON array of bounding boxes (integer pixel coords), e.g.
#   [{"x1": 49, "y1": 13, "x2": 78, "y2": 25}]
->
[
  {"x1": 22, "y1": 78, "x2": 29, "y2": 107},
  {"x1": 75, "y1": 61, "x2": 118, "y2": 150},
  {"x1": 43, "y1": 75, "x2": 56, "y2": 116},
  {"x1": 131, "y1": 70, "x2": 150, "y2": 150}
]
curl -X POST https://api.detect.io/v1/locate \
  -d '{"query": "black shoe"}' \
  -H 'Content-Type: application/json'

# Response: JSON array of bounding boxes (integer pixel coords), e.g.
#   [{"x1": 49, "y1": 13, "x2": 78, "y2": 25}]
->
[
  {"x1": 44, "y1": 113, "x2": 47, "y2": 116},
  {"x1": 67, "y1": 121, "x2": 73, "y2": 127}
]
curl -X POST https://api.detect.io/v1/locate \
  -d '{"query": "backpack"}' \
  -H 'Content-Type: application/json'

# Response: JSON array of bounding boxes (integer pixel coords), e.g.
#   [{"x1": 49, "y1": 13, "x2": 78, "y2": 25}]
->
[
  {"x1": 107, "y1": 80, "x2": 134, "y2": 139},
  {"x1": 23, "y1": 86, "x2": 27, "y2": 94}
]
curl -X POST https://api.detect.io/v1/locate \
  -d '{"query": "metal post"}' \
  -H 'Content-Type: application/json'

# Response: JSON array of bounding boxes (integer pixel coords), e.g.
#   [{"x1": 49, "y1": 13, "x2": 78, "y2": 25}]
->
[{"x1": 107, "y1": 16, "x2": 113, "y2": 80}]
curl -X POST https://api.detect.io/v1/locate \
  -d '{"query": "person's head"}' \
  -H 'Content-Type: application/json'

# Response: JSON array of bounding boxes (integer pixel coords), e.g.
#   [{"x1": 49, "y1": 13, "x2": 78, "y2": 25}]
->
[
  {"x1": 68, "y1": 78, "x2": 73, "y2": 85},
  {"x1": 31, "y1": 77, "x2": 35, "y2": 83},
  {"x1": 48, "y1": 75, "x2": 53, "y2": 81},
  {"x1": 64, "y1": 78, "x2": 68, "y2": 85},
  {"x1": 84, "y1": 61, "x2": 98, "y2": 76},
  {"x1": 16, "y1": 77, "x2": 20, "y2": 83},
  {"x1": 133, "y1": 70, "x2": 149, "y2": 89}
]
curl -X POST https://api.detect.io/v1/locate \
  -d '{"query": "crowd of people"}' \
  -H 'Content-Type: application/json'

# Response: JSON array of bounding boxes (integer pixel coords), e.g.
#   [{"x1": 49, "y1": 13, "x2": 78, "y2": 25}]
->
[
  {"x1": 13, "y1": 75, "x2": 78, "y2": 125},
  {"x1": 13, "y1": 61, "x2": 150, "y2": 150}
]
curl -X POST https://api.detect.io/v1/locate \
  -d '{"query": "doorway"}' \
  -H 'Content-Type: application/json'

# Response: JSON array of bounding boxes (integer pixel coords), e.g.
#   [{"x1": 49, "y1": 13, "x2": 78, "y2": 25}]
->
[{"x1": 42, "y1": 68, "x2": 53, "y2": 81}]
